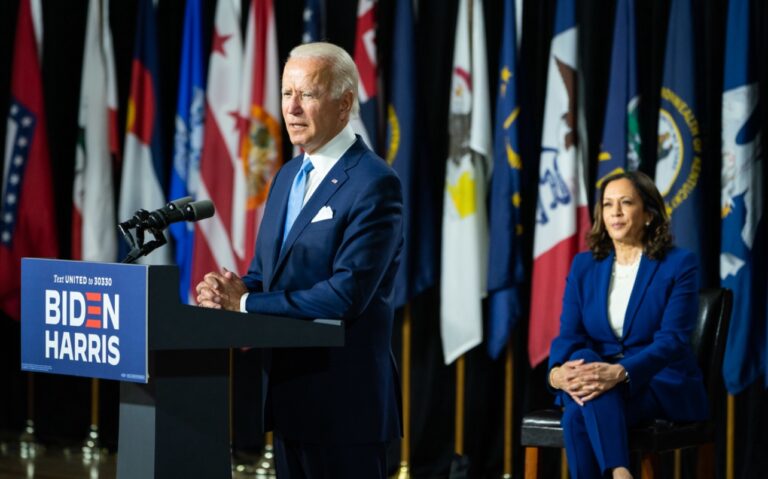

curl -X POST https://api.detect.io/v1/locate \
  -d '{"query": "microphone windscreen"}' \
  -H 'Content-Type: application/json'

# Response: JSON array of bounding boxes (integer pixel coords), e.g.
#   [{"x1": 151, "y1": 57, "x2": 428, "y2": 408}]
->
[{"x1": 184, "y1": 200, "x2": 215, "y2": 221}]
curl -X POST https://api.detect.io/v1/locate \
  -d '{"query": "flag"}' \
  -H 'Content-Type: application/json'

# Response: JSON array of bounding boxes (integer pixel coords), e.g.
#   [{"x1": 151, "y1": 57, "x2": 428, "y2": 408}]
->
[
  {"x1": 169, "y1": 0, "x2": 206, "y2": 301},
  {"x1": 387, "y1": 0, "x2": 435, "y2": 308},
  {"x1": 350, "y1": 0, "x2": 379, "y2": 152},
  {"x1": 117, "y1": 0, "x2": 170, "y2": 264},
  {"x1": 302, "y1": 0, "x2": 325, "y2": 43},
  {"x1": 72, "y1": 0, "x2": 119, "y2": 264},
  {"x1": 191, "y1": 0, "x2": 281, "y2": 284},
  {"x1": 654, "y1": 0, "x2": 704, "y2": 279},
  {"x1": 440, "y1": 0, "x2": 492, "y2": 365},
  {"x1": 487, "y1": 0, "x2": 524, "y2": 360},
  {"x1": 721, "y1": 0, "x2": 766, "y2": 394},
  {"x1": 190, "y1": 0, "x2": 243, "y2": 284},
  {"x1": 0, "y1": 0, "x2": 58, "y2": 320},
  {"x1": 236, "y1": 0, "x2": 282, "y2": 265},
  {"x1": 528, "y1": 0, "x2": 590, "y2": 367},
  {"x1": 596, "y1": 0, "x2": 640, "y2": 194}
]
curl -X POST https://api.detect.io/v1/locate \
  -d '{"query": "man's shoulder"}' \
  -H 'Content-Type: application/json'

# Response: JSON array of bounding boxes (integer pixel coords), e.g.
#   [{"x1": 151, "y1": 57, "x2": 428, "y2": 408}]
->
[{"x1": 346, "y1": 140, "x2": 398, "y2": 180}]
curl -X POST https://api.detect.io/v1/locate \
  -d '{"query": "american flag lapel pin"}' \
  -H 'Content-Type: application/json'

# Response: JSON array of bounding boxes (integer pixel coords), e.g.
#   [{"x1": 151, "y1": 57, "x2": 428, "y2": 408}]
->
[{"x1": 331, "y1": 178, "x2": 338, "y2": 184}]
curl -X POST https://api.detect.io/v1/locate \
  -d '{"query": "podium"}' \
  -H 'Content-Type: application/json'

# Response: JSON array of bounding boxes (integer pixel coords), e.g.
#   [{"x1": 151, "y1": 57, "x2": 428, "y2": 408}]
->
[
  {"x1": 118, "y1": 265, "x2": 343, "y2": 479},
  {"x1": 20, "y1": 260, "x2": 343, "y2": 479}
]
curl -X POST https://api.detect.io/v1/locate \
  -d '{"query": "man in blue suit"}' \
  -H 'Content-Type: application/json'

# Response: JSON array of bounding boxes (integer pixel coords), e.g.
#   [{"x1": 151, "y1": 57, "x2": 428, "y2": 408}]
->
[
  {"x1": 547, "y1": 171, "x2": 707, "y2": 479},
  {"x1": 196, "y1": 42, "x2": 403, "y2": 479}
]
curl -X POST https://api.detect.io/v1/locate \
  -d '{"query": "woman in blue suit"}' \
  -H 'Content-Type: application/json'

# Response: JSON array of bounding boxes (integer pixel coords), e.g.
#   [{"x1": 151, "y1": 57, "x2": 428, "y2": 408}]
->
[{"x1": 547, "y1": 171, "x2": 708, "y2": 479}]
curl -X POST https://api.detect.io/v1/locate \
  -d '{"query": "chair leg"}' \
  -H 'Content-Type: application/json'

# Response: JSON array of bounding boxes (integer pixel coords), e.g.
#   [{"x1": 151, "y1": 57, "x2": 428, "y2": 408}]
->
[
  {"x1": 640, "y1": 452, "x2": 660, "y2": 479},
  {"x1": 524, "y1": 447, "x2": 541, "y2": 479},
  {"x1": 560, "y1": 448, "x2": 569, "y2": 479},
  {"x1": 696, "y1": 443, "x2": 715, "y2": 479}
]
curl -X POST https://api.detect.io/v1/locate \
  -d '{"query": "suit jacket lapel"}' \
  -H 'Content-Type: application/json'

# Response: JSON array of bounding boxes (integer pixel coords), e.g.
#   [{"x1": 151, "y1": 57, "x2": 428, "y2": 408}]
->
[
  {"x1": 596, "y1": 253, "x2": 614, "y2": 337},
  {"x1": 268, "y1": 139, "x2": 364, "y2": 289},
  {"x1": 622, "y1": 255, "x2": 660, "y2": 337},
  {"x1": 262, "y1": 159, "x2": 300, "y2": 288}
]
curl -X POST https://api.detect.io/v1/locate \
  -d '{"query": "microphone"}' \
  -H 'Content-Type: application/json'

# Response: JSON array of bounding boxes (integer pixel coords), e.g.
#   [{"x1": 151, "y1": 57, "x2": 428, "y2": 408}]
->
[
  {"x1": 143, "y1": 198, "x2": 214, "y2": 229},
  {"x1": 144, "y1": 196, "x2": 194, "y2": 229},
  {"x1": 183, "y1": 199, "x2": 215, "y2": 222}
]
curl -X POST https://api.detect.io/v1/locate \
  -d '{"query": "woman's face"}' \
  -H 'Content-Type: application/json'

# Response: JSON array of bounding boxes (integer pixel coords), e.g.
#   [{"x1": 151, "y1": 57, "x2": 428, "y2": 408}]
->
[{"x1": 602, "y1": 178, "x2": 652, "y2": 247}]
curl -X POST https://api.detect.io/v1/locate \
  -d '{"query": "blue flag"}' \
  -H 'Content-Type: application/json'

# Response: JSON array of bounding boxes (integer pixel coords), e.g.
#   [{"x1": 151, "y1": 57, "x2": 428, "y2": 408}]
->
[
  {"x1": 387, "y1": 0, "x2": 435, "y2": 308},
  {"x1": 169, "y1": 0, "x2": 206, "y2": 302},
  {"x1": 302, "y1": 0, "x2": 325, "y2": 43},
  {"x1": 654, "y1": 0, "x2": 704, "y2": 280},
  {"x1": 487, "y1": 0, "x2": 524, "y2": 359},
  {"x1": 597, "y1": 0, "x2": 639, "y2": 196},
  {"x1": 117, "y1": 0, "x2": 170, "y2": 265},
  {"x1": 721, "y1": 0, "x2": 765, "y2": 394}
]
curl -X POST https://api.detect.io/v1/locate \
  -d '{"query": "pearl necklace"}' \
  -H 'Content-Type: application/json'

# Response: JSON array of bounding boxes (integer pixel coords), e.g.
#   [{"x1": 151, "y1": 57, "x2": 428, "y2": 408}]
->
[{"x1": 613, "y1": 254, "x2": 641, "y2": 279}]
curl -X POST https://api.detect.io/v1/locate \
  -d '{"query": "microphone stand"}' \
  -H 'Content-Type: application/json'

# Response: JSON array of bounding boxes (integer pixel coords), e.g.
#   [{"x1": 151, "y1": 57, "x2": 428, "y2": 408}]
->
[{"x1": 118, "y1": 209, "x2": 168, "y2": 264}]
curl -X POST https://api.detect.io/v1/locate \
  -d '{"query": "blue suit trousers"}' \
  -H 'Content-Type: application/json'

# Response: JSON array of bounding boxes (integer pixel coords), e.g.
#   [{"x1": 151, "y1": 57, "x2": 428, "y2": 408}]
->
[{"x1": 561, "y1": 349, "x2": 664, "y2": 478}]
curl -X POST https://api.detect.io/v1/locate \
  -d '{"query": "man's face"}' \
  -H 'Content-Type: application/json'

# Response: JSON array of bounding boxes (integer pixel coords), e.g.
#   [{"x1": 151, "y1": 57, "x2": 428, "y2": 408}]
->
[{"x1": 281, "y1": 57, "x2": 351, "y2": 154}]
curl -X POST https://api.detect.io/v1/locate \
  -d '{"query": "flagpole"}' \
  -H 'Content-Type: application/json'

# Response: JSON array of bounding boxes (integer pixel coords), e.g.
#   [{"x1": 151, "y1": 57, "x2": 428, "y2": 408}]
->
[
  {"x1": 455, "y1": 355, "x2": 466, "y2": 456},
  {"x1": 19, "y1": 372, "x2": 41, "y2": 459},
  {"x1": 81, "y1": 378, "x2": 102, "y2": 462},
  {"x1": 726, "y1": 394, "x2": 734, "y2": 479},
  {"x1": 229, "y1": 348, "x2": 234, "y2": 445},
  {"x1": 501, "y1": 339, "x2": 514, "y2": 478},
  {"x1": 395, "y1": 304, "x2": 413, "y2": 479},
  {"x1": 454, "y1": 0, "x2": 469, "y2": 459}
]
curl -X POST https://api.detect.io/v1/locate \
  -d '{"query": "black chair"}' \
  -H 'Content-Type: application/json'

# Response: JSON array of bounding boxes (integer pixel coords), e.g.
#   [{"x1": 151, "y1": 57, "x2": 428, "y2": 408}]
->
[{"x1": 520, "y1": 288, "x2": 733, "y2": 479}]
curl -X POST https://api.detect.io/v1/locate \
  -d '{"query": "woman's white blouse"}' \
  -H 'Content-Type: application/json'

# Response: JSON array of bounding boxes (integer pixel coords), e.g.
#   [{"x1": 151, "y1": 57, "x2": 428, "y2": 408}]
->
[{"x1": 607, "y1": 255, "x2": 642, "y2": 339}]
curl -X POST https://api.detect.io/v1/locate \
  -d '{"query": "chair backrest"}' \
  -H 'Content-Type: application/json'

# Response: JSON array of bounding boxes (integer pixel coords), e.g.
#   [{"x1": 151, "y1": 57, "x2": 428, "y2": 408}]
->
[{"x1": 690, "y1": 288, "x2": 733, "y2": 411}]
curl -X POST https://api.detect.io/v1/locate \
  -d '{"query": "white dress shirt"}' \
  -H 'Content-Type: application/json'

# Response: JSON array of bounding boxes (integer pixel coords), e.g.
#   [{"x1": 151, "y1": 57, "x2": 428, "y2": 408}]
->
[{"x1": 301, "y1": 124, "x2": 357, "y2": 205}]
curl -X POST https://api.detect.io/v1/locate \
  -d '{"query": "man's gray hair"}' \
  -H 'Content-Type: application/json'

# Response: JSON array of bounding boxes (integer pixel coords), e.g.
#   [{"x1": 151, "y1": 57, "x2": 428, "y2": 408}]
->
[{"x1": 288, "y1": 42, "x2": 360, "y2": 116}]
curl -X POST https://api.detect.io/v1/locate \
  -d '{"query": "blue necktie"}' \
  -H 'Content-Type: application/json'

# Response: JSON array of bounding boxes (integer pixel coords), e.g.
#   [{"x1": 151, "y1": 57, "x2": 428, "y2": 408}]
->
[{"x1": 283, "y1": 158, "x2": 314, "y2": 244}]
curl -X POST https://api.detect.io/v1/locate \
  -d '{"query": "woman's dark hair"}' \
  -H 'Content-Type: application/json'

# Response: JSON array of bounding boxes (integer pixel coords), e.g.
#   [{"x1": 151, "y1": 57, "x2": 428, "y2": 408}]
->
[{"x1": 587, "y1": 171, "x2": 673, "y2": 260}]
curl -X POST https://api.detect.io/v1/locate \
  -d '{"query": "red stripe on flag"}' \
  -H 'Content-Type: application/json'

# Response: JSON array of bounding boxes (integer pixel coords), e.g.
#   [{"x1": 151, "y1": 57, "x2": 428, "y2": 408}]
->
[
  {"x1": 108, "y1": 108, "x2": 121, "y2": 172},
  {"x1": 200, "y1": 103, "x2": 235, "y2": 234},
  {"x1": 126, "y1": 59, "x2": 156, "y2": 144},
  {"x1": 191, "y1": 225, "x2": 220, "y2": 296},
  {"x1": 354, "y1": 6, "x2": 378, "y2": 97},
  {"x1": 88, "y1": 305, "x2": 101, "y2": 315},
  {"x1": 250, "y1": 0, "x2": 268, "y2": 106},
  {"x1": 528, "y1": 205, "x2": 590, "y2": 367},
  {"x1": 86, "y1": 292, "x2": 101, "y2": 302}
]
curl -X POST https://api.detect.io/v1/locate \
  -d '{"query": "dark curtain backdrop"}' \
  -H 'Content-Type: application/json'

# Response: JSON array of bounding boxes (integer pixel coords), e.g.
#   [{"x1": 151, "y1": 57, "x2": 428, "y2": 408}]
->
[{"x1": 1, "y1": 0, "x2": 767, "y2": 477}]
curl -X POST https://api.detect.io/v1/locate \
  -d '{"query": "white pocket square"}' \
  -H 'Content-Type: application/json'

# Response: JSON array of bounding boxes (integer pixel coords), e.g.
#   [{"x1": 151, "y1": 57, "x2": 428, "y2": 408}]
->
[{"x1": 311, "y1": 206, "x2": 334, "y2": 223}]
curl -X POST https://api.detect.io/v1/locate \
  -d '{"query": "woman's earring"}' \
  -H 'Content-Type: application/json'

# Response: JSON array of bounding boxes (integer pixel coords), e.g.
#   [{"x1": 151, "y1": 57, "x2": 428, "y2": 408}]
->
[{"x1": 645, "y1": 221, "x2": 650, "y2": 226}]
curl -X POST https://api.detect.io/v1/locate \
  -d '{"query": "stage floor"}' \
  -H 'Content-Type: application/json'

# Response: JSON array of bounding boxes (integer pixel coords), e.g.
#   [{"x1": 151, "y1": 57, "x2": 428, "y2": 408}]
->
[
  {"x1": 0, "y1": 437, "x2": 116, "y2": 479},
  {"x1": 0, "y1": 432, "x2": 272, "y2": 479}
]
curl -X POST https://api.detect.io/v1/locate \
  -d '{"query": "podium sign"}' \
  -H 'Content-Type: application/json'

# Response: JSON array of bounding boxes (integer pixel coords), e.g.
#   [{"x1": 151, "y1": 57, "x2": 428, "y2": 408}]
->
[
  {"x1": 21, "y1": 258, "x2": 149, "y2": 383},
  {"x1": 20, "y1": 260, "x2": 344, "y2": 478}
]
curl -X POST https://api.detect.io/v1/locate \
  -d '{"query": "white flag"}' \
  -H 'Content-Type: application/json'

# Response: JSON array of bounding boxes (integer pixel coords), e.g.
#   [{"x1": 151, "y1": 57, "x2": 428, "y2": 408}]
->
[
  {"x1": 72, "y1": 0, "x2": 118, "y2": 262},
  {"x1": 440, "y1": 0, "x2": 492, "y2": 365}
]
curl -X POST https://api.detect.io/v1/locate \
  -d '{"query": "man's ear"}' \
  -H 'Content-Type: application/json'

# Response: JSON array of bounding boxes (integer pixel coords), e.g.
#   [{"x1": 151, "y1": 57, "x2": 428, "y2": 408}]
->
[{"x1": 339, "y1": 90, "x2": 354, "y2": 116}]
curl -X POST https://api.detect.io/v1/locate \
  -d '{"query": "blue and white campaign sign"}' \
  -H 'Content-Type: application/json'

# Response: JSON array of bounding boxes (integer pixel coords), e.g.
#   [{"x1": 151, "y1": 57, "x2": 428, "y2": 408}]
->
[{"x1": 21, "y1": 258, "x2": 149, "y2": 383}]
